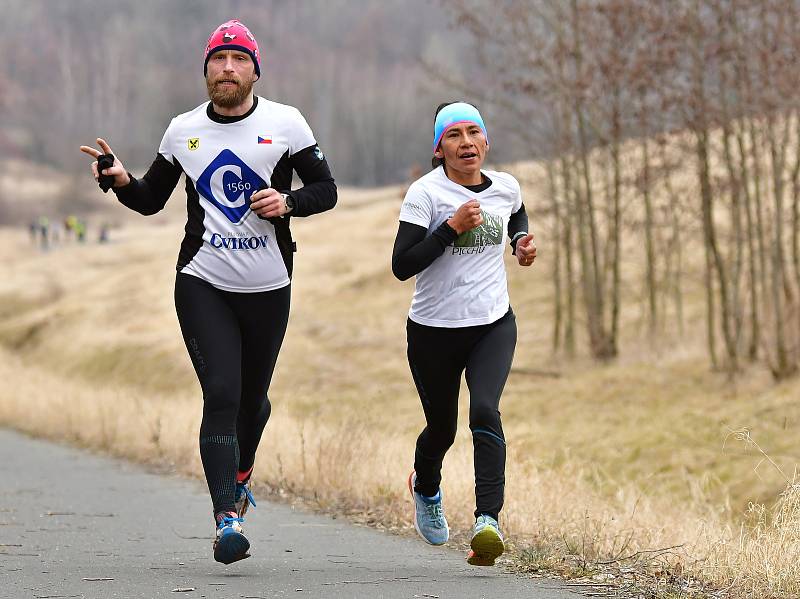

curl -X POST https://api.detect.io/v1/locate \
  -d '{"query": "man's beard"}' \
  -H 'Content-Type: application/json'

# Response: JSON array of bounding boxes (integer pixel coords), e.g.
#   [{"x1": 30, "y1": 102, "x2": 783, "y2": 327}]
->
[{"x1": 206, "y1": 75, "x2": 254, "y2": 109}]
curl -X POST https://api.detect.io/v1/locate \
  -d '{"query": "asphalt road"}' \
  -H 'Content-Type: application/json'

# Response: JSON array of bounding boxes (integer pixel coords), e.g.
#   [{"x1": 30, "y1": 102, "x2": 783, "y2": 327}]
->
[{"x1": 0, "y1": 428, "x2": 576, "y2": 599}]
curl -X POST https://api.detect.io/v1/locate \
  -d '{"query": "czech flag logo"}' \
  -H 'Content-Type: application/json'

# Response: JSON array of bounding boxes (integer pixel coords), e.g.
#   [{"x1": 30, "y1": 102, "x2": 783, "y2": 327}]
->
[{"x1": 258, "y1": 135, "x2": 272, "y2": 144}]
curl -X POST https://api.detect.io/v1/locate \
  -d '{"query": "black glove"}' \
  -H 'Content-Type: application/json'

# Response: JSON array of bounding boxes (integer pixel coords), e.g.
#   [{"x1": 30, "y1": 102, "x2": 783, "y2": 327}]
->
[{"x1": 97, "y1": 154, "x2": 115, "y2": 193}]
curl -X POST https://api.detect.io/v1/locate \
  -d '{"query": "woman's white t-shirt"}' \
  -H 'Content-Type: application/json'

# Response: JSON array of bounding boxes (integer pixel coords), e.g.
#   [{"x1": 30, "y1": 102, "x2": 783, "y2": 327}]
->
[{"x1": 398, "y1": 166, "x2": 522, "y2": 328}]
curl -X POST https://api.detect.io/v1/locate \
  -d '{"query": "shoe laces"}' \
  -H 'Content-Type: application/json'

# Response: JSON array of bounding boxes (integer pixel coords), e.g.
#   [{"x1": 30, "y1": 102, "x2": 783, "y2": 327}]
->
[
  {"x1": 475, "y1": 515, "x2": 501, "y2": 536},
  {"x1": 424, "y1": 502, "x2": 445, "y2": 528},
  {"x1": 235, "y1": 482, "x2": 257, "y2": 508},
  {"x1": 217, "y1": 515, "x2": 244, "y2": 530}
]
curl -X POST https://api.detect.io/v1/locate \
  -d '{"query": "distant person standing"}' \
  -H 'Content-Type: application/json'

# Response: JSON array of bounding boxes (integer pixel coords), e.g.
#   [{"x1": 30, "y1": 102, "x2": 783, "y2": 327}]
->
[
  {"x1": 392, "y1": 102, "x2": 536, "y2": 566},
  {"x1": 98, "y1": 222, "x2": 110, "y2": 244},
  {"x1": 38, "y1": 216, "x2": 50, "y2": 250},
  {"x1": 74, "y1": 219, "x2": 86, "y2": 243},
  {"x1": 65, "y1": 215, "x2": 77, "y2": 241},
  {"x1": 80, "y1": 20, "x2": 336, "y2": 564}
]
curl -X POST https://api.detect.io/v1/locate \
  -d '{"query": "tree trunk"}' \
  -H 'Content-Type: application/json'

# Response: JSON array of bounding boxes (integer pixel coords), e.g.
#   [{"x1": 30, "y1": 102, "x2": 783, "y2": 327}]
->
[
  {"x1": 546, "y1": 161, "x2": 563, "y2": 353},
  {"x1": 660, "y1": 140, "x2": 685, "y2": 337},
  {"x1": 610, "y1": 120, "x2": 622, "y2": 347},
  {"x1": 766, "y1": 114, "x2": 796, "y2": 379},
  {"x1": 721, "y1": 119, "x2": 745, "y2": 352},
  {"x1": 696, "y1": 128, "x2": 738, "y2": 371},
  {"x1": 570, "y1": 0, "x2": 614, "y2": 359},
  {"x1": 735, "y1": 121, "x2": 760, "y2": 359},
  {"x1": 790, "y1": 111, "x2": 800, "y2": 298},
  {"x1": 641, "y1": 132, "x2": 657, "y2": 338},
  {"x1": 749, "y1": 119, "x2": 771, "y2": 328},
  {"x1": 561, "y1": 156, "x2": 577, "y2": 357}
]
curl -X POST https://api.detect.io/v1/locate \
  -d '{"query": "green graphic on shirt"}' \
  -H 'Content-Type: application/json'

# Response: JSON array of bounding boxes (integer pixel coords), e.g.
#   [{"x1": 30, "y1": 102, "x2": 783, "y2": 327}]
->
[{"x1": 454, "y1": 210, "x2": 503, "y2": 248}]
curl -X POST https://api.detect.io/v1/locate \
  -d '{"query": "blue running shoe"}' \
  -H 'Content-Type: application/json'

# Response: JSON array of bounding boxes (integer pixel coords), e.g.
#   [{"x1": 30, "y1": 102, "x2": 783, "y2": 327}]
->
[
  {"x1": 407, "y1": 471, "x2": 449, "y2": 545},
  {"x1": 235, "y1": 480, "x2": 257, "y2": 519},
  {"x1": 467, "y1": 515, "x2": 505, "y2": 566},
  {"x1": 213, "y1": 512, "x2": 250, "y2": 565}
]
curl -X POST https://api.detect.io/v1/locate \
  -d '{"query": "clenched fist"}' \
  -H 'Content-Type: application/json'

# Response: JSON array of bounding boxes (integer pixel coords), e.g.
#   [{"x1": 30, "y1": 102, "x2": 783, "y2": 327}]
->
[{"x1": 447, "y1": 199, "x2": 483, "y2": 235}]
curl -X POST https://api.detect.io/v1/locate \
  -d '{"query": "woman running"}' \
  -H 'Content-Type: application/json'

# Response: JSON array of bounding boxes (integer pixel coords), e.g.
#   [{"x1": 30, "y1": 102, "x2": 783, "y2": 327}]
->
[{"x1": 392, "y1": 101, "x2": 536, "y2": 566}]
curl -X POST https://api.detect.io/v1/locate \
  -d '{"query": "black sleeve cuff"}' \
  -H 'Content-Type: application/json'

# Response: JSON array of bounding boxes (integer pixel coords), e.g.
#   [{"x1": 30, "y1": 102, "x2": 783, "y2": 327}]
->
[
  {"x1": 510, "y1": 231, "x2": 528, "y2": 255},
  {"x1": 111, "y1": 172, "x2": 137, "y2": 198},
  {"x1": 432, "y1": 221, "x2": 459, "y2": 245}
]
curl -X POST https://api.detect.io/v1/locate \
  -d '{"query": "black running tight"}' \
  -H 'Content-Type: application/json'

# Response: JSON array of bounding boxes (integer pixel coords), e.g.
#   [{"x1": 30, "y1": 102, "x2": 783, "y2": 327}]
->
[
  {"x1": 174, "y1": 273, "x2": 290, "y2": 517},
  {"x1": 407, "y1": 309, "x2": 516, "y2": 521}
]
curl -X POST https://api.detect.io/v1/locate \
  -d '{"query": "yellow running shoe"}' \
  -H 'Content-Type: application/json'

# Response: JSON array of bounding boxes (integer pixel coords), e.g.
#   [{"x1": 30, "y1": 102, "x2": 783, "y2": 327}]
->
[{"x1": 467, "y1": 515, "x2": 504, "y2": 566}]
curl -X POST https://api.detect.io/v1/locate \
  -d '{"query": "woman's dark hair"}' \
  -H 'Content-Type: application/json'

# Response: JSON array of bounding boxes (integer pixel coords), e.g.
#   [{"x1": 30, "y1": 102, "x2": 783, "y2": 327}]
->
[{"x1": 431, "y1": 101, "x2": 480, "y2": 169}]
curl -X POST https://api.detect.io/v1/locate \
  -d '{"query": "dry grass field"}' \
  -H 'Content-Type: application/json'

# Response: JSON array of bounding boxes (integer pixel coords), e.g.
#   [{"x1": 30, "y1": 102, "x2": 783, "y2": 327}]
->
[{"x1": 3, "y1": 168, "x2": 800, "y2": 597}]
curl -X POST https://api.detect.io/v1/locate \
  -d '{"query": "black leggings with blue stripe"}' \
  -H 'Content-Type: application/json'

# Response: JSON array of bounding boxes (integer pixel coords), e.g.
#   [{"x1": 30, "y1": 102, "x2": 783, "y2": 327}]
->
[{"x1": 407, "y1": 309, "x2": 516, "y2": 521}]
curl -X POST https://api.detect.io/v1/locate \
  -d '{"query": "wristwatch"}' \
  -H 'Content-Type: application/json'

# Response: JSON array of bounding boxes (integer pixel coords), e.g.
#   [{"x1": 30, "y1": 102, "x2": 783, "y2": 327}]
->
[{"x1": 281, "y1": 193, "x2": 294, "y2": 216}]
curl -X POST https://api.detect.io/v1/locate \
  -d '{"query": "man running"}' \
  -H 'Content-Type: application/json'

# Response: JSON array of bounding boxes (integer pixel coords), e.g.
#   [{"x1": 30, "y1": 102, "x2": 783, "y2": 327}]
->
[{"x1": 80, "y1": 19, "x2": 336, "y2": 565}]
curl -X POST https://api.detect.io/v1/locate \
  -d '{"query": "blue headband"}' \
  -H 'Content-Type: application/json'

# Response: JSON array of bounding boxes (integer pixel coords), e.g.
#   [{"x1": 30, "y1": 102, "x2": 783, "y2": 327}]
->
[{"x1": 433, "y1": 102, "x2": 489, "y2": 153}]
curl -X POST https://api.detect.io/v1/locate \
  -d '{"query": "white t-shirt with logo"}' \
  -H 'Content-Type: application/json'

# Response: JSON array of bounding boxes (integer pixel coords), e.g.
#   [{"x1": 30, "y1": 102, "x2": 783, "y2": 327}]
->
[
  {"x1": 159, "y1": 97, "x2": 316, "y2": 292},
  {"x1": 398, "y1": 166, "x2": 523, "y2": 327}
]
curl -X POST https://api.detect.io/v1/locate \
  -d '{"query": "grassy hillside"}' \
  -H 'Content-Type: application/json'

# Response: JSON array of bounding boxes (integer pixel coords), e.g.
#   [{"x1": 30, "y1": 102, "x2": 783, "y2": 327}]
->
[{"x1": 2, "y1": 177, "x2": 800, "y2": 596}]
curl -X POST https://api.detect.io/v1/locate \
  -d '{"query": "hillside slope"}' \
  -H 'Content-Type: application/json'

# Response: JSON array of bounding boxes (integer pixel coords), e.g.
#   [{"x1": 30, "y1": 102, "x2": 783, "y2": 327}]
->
[{"x1": 2, "y1": 180, "x2": 800, "y2": 596}]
